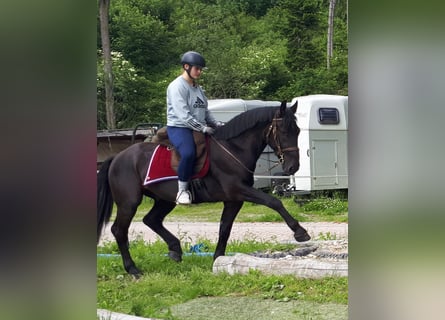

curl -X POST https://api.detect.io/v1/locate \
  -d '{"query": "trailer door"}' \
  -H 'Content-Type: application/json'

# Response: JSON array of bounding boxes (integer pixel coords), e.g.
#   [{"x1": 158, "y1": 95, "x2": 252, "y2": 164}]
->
[{"x1": 311, "y1": 139, "x2": 339, "y2": 187}]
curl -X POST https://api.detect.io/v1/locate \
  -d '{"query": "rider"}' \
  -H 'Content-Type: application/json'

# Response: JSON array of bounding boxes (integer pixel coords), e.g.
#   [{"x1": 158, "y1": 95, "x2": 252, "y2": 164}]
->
[{"x1": 166, "y1": 51, "x2": 220, "y2": 204}]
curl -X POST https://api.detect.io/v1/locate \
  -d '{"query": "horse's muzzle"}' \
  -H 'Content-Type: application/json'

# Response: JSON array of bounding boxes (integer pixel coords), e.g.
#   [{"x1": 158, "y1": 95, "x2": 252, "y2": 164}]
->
[{"x1": 283, "y1": 162, "x2": 299, "y2": 175}]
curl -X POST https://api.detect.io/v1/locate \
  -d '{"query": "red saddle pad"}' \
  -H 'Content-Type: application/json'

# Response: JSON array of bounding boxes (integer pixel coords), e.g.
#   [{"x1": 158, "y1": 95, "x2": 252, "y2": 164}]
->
[{"x1": 144, "y1": 145, "x2": 210, "y2": 185}]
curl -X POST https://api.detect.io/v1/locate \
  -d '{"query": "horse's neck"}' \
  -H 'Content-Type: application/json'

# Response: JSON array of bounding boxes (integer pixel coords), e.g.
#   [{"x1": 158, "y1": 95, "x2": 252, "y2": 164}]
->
[{"x1": 226, "y1": 126, "x2": 267, "y2": 164}]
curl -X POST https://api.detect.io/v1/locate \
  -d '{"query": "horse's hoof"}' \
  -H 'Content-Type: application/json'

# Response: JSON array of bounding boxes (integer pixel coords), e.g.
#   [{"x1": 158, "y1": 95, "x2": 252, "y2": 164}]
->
[
  {"x1": 168, "y1": 251, "x2": 183, "y2": 262},
  {"x1": 294, "y1": 229, "x2": 311, "y2": 242},
  {"x1": 127, "y1": 267, "x2": 142, "y2": 279},
  {"x1": 131, "y1": 273, "x2": 141, "y2": 280}
]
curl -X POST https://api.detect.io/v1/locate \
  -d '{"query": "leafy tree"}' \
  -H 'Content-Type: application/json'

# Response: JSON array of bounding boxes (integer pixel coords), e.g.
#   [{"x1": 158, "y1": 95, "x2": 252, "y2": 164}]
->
[
  {"x1": 97, "y1": 51, "x2": 165, "y2": 130},
  {"x1": 109, "y1": 0, "x2": 176, "y2": 74},
  {"x1": 229, "y1": 37, "x2": 290, "y2": 99},
  {"x1": 267, "y1": 0, "x2": 347, "y2": 97},
  {"x1": 171, "y1": 1, "x2": 245, "y2": 98},
  {"x1": 273, "y1": 0, "x2": 326, "y2": 71},
  {"x1": 217, "y1": 0, "x2": 280, "y2": 18},
  {"x1": 97, "y1": 0, "x2": 348, "y2": 129},
  {"x1": 170, "y1": 1, "x2": 291, "y2": 100}
]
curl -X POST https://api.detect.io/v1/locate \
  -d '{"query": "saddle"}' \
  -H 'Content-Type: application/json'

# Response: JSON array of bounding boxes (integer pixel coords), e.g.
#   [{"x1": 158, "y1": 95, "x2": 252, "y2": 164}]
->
[{"x1": 151, "y1": 127, "x2": 208, "y2": 174}]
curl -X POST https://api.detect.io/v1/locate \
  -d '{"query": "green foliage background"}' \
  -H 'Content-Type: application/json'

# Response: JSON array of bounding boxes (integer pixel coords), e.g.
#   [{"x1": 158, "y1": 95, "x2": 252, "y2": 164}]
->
[{"x1": 97, "y1": 0, "x2": 348, "y2": 130}]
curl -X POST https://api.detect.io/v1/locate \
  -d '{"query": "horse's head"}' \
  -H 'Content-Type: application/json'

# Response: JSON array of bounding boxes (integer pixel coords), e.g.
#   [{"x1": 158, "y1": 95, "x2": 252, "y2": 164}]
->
[{"x1": 265, "y1": 101, "x2": 300, "y2": 175}]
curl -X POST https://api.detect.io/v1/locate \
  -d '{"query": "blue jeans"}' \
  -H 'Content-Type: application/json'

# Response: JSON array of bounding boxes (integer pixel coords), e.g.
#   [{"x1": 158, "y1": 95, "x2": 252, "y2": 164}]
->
[{"x1": 166, "y1": 126, "x2": 196, "y2": 182}]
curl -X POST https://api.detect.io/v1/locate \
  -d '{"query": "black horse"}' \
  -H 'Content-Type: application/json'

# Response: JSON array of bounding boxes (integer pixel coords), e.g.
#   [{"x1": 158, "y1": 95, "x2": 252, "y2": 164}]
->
[{"x1": 97, "y1": 101, "x2": 310, "y2": 277}]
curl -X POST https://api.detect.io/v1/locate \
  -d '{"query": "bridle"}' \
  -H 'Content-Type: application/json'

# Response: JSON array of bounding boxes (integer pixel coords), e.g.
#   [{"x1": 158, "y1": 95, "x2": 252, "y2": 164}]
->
[{"x1": 264, "y1": 112, "x2": 299, "y2": 164}]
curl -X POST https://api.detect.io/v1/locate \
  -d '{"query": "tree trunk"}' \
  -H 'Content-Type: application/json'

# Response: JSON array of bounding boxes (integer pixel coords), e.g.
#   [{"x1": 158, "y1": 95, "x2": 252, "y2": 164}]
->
[
  {"x1": 99, "y1": 0, "x2": 115, "y2": 129},
  {"x1": 327, "y1": 0, "x2": 336, "y2": 69},
  {"x1": 213, "y1": 253, "x2": 348, "y2": 278}
]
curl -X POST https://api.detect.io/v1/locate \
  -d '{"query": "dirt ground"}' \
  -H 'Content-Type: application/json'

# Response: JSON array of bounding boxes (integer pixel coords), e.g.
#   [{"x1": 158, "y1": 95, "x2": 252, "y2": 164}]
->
[{"x1": 99, "y1": 221, "x2": 348, "y2": 245}]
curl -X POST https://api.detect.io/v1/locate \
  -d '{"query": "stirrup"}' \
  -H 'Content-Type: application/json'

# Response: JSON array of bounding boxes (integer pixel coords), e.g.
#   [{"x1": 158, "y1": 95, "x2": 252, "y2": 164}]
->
[{"x1": 176, "y1": 190, "x2": 192, "y2": 205}]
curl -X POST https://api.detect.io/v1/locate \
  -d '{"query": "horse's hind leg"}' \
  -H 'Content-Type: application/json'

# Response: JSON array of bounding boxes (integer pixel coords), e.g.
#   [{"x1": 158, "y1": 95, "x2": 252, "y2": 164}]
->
[
  {"x1": 142, "y1": 199, "x2": 182, "y2": 262},
  {"x1": 111, "y1": 201, "x2": 141, "y2": 278},
  {"x1": 214, "y1": 201, "x2": 243, "y2": 260}
]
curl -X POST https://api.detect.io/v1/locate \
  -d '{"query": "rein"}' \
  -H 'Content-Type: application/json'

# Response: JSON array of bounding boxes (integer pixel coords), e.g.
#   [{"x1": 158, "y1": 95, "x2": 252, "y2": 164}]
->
[{"x1": 210, "y1": 136, "x2": 255, "y2": 174}]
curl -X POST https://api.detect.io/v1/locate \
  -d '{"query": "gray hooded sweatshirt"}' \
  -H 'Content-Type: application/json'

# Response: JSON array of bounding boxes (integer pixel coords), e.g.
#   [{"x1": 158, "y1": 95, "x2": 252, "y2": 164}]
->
[{"x1": 166, "y1": 75, "x2": 217, "y2": 132}]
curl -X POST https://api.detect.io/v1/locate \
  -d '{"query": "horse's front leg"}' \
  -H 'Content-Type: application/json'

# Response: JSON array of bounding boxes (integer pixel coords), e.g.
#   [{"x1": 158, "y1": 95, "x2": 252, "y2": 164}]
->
[
  {"x1": 214, "y1": 201, "x2": 244, "y2": 260},
  {"x1": 241, "y1": 187, "x2": 311, "y2": 242}
]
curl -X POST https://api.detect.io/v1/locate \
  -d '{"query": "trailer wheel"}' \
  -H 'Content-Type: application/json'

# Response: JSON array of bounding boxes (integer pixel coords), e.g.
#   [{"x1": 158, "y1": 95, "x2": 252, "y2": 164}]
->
[
  {"x1": 272, "y1": 184, "x2": 287, "y2": 196},
  {"x1": 271, "y1": 172, "x2": 291, "y2": 196}
]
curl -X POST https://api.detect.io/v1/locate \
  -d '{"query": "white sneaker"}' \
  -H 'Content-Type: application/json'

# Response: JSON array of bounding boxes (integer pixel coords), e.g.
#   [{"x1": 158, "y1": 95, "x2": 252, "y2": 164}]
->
[{"x1": 176, "y1": 190, "x2": 192, "y2": 205}]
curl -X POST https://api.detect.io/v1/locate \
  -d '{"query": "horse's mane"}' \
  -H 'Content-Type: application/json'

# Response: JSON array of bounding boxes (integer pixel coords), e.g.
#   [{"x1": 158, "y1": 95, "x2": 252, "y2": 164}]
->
[{"x1": 213, "y1": 106, "x2": 295, "y2": 140}]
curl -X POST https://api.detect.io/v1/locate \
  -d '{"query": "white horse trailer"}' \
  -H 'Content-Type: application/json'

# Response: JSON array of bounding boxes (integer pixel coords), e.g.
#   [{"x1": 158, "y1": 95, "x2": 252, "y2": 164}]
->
[
  {"x1": 208, "y1": 95, "x2": 348, "y2": 193},
  {"x1": 290, "y1": 95, "x2": 348, "y2": 192}
]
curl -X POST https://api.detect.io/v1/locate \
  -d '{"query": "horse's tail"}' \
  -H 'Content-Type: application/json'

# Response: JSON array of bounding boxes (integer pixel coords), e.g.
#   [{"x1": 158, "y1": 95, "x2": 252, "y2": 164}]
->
[{"x1": 97, "y1": 157, "x2": 114, "y2": 243}]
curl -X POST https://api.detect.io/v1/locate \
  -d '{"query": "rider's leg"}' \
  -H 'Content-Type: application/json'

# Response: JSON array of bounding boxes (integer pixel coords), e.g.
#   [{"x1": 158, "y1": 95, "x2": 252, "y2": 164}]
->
[{"x1": 166, "y1": 126, "x2": 196, "y2": 204}]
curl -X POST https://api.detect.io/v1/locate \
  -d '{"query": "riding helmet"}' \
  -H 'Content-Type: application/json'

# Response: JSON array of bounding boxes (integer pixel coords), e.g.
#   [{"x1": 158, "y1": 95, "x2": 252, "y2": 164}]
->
[{"x1": 181, "y1": 51, "x2": 206, "y2": 68}]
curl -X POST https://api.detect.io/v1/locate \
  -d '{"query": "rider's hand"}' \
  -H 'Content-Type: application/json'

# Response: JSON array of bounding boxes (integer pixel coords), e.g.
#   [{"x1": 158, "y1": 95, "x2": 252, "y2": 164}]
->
[{"x1": 202, "y1": 126, "x2": 215, "y2": 135}]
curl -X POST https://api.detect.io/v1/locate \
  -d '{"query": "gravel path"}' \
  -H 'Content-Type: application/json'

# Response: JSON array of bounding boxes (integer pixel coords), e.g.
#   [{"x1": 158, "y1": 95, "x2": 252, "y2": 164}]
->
[{"x1": 99, "y1": 221, "x2": 347, "y2": 245}]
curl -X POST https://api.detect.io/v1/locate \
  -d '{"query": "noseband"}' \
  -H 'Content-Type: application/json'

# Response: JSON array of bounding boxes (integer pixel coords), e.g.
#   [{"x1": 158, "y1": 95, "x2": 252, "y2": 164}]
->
[{"x1": 265, "y1": 113, "x2": 299, "y2": 164}]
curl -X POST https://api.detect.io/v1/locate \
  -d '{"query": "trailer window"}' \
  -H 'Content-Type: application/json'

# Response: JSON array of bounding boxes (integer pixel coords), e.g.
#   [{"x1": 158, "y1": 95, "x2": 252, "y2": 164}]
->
[{"x1": 318, "y1": 108, "x2": 340, "y2": 124}]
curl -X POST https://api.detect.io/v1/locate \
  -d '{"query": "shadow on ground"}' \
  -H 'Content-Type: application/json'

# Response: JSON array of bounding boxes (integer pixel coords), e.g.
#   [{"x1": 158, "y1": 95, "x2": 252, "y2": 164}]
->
[{"x1": 170, "y1": 296, "x2": 347, "y2": 320}]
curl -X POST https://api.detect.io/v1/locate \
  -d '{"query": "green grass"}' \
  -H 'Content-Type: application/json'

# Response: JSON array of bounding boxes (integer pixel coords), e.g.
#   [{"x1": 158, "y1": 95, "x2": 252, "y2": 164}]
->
[
  {"x1": 97, "y1": 239, "x2": 348, "y2": 319},
  {"x1": 99, "y1": 194, "x2": 348, "y2": 319},
  {"x1": 117, "y1": 195, "x2": 348, "y2": 223}
]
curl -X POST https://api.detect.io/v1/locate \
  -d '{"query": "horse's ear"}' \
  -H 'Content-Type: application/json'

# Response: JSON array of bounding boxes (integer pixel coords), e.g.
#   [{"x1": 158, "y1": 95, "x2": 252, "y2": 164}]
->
[
  {"x1": 280, "y1": 101, "x2": 287, "y2": 116},
  {"x1": 290, "y1": 100, "x2": 298, "y2": 114}
]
